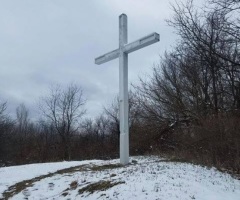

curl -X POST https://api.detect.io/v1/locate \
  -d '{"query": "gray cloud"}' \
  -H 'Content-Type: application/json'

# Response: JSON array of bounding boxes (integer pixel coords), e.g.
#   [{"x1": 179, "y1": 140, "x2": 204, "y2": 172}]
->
[{"x1": 0, "y1": 0, "x2": 183, "y2": 120}]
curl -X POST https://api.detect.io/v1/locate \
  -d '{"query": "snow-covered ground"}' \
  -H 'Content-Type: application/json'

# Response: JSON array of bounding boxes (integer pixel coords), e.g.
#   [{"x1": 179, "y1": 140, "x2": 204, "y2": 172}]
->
[{"x1": 0, "y1": 156, "x2": 240, "y2": 200}]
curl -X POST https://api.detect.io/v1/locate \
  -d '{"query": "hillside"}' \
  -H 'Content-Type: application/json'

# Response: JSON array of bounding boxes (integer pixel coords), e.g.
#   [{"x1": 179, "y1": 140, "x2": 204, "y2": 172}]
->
[{"x1": 0, "y1": 156, "x2": 240, "y2": 200}]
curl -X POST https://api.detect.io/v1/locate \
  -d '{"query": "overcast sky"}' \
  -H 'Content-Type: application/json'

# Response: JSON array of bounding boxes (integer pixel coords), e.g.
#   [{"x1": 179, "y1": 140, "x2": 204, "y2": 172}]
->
[{"x1": 0, "y1": 0, "x2": 181, "y2": 120}]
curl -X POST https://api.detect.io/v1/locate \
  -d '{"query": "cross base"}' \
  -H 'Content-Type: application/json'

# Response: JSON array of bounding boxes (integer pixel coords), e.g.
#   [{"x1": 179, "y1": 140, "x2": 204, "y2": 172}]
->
[{"x1": 120, "y1": 132, "x2": 129, "y2": 165}]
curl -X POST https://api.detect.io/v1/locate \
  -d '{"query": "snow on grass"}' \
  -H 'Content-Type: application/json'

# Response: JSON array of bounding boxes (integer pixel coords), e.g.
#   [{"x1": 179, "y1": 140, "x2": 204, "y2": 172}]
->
[
  {"x1": 0, "y1": 159, "x2": 102, "y2": 198},
  {"x1": 0, "y1": 156, "x2": 240, "y2": 200}
]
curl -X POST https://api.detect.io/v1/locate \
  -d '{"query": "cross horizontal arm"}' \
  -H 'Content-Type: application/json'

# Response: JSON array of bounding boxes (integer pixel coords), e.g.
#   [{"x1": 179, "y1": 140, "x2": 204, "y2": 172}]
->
[
  {"x1": 123, "y1": 32, "x2": 160, "y2": 54},
  {"x1": 95, "y1": 49, "x2": 119, "y2": 65},
  {"x1": 95, "y1": 32, "x2": 160, "y2": 65}
]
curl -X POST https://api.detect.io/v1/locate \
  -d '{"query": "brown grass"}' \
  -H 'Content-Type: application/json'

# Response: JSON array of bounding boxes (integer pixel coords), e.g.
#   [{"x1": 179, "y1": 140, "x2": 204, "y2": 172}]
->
[{"x1": 78, "y1": 180, "x2": 125, "y2": 195}]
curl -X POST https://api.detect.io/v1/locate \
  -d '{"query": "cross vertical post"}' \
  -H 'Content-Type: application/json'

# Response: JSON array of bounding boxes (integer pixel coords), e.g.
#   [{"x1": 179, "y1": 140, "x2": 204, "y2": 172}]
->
[{"x1": 119, "y1": 14, "x2": 129, "y2": 165}]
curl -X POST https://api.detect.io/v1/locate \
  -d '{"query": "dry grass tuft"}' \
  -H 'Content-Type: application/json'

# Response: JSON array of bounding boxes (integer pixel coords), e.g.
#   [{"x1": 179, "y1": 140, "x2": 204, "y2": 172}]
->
[{"x1": 78, "y1": 180, "x2": 125, "y2": 194}]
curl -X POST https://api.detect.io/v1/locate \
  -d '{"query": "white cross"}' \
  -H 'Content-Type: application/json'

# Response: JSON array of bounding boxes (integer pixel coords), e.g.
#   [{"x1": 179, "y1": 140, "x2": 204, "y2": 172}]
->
[{"x1": 95, "y1": 14, "x2": 160, "y2": 165}]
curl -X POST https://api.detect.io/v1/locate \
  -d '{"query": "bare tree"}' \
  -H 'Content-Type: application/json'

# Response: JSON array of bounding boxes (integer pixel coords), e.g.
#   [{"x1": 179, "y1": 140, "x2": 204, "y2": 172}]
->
[
  {"x1": 41, "y1": 84, "x2": 86, "y2": 160},
  {"x1": 166, "y1": 0, "x2": 240, "y2": 113},
  {"x1": 16, "y1": 103, "x2": 29, "y2": 136},
  {"x1": 0, "y1": 102, "x2": 16, "y2": 165},
  {"x1": 0, "y1": 101, "x2": 7, "y2": 119},
  {"x1": 209, "y1": 0, "x2": 240, "y2": 10},
  {"x1": 103, "y1": 91, "x2": 137, "y2": 140}
]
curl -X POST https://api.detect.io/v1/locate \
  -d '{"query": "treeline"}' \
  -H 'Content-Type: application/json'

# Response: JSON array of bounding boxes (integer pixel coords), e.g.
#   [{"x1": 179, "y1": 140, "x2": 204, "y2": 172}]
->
[
  {"x1": 0, "y1": 85, "x2": 112, "y2": 165},
  {"x1": 0, "y1": 0, "x2": 240, "y2": 173}
]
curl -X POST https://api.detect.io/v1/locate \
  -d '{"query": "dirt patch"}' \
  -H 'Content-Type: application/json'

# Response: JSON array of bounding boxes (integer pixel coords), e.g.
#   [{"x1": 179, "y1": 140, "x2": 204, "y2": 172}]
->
[
  {"x1": 91, "y1": 163, "x2": 123, "y2": 171},
  {"x1": 78, "y1": 180, "x2": 125, "y2": 195}
]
